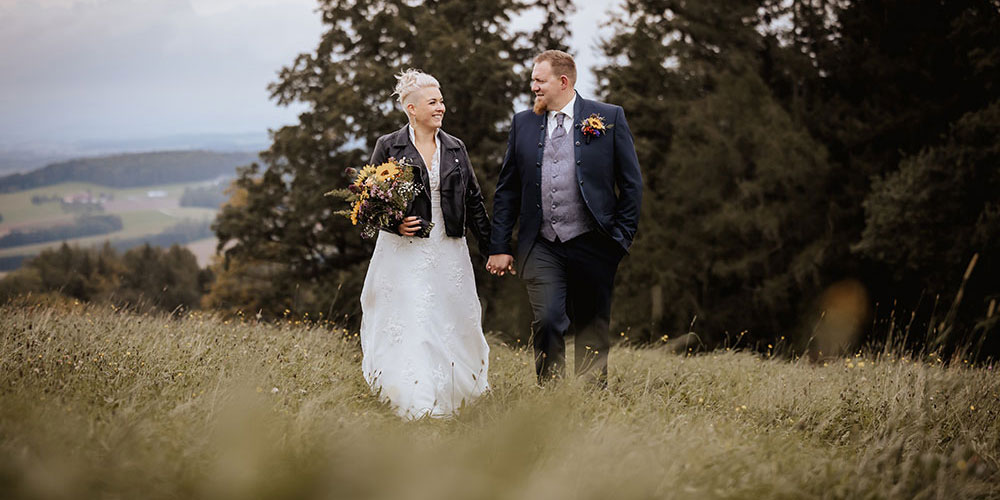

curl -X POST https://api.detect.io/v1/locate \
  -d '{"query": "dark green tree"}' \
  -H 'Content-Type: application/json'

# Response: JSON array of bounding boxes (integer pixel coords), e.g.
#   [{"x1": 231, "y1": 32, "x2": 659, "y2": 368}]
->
[
  {"x1": 118, "y1": 244, "x2": 203, "y2": 312},
  {"x1": 596, "y1": 0, "x2": 838, "y2": 344},
  {"x1": 779, "y1": 0, "x2": 1000, "y2": 352},
  {"x1": 0, "y1": 242, "x2": 206, "y2": 314},
  {"x1": 801, "y1": 0, "x2": 1000, "y2": 176},
  {"x1": 856, "y1": 100, "x2": 1000, "y2": 352},
  {"x1": 595, "y1": 0, "x2": 1000, "y2": 353},
  {"x1": 26, "y1": 242, "x2": 108, "y2": 301},
  {"x1": 210, "y1": 0, "x2": 534, "y2": 328}
]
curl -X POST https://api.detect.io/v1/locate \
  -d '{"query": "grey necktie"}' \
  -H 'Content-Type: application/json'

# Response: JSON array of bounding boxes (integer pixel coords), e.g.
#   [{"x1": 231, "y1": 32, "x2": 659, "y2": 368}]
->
[{"x1": 553, "y1": 112, "x2": 566, "y2": 138}]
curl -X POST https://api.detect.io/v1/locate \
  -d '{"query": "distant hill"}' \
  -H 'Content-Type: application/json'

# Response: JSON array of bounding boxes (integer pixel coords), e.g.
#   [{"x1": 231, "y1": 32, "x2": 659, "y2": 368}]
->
[
  {"x1": 0, "y1": 150, "x2": 258, "y2": 193},
  {"x1": 0, "y1": 132, "x2": 269, "y2": 174}
]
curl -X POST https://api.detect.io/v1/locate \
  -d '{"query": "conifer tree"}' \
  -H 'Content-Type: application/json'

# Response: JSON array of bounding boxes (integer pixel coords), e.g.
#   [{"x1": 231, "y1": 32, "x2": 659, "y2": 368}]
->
[{"x1": 596, "y1": 0, "x2": 835, "y2": 342}]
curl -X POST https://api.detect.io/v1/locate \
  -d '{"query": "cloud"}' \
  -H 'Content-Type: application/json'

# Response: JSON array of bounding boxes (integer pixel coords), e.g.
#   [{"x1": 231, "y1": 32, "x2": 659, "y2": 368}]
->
[
  {"x1": 188, "y1": 0, "x2": 315, "y2": 17},
  {"x1": 0, "y1": 0, "x2": 321, "y2": 143}
]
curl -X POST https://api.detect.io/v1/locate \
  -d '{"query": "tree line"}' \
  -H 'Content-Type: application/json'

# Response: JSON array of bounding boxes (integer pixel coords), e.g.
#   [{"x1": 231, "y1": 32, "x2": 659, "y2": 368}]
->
[
  {"x1": 0, "y1": 219, "x2": 213, "y2": 272},
  {"x1": 0, "y1": 242, "x2": 209, "y2": 313}
]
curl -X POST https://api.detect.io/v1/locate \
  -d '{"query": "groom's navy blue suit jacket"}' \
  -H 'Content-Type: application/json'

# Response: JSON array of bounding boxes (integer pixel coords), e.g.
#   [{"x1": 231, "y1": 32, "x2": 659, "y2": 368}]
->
[{"x1": 489, "y1": 93, "x2": 642, "y2": 263}]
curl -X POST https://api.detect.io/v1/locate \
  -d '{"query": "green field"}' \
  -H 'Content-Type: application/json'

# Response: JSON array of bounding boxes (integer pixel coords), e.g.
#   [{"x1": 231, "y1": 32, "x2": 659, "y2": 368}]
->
[
  {"x1": 0, "y1": 181, "x2": 218, "y2": 259},
  {"x1": 1, "y1": 303, "x2": 997, "y2": 499}
]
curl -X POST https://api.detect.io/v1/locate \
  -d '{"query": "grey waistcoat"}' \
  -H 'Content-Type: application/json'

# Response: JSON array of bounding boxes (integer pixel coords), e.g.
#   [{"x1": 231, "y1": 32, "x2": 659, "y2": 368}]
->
[{"x1": 540, "y1": 115, "x2": 596, "y2": 242}]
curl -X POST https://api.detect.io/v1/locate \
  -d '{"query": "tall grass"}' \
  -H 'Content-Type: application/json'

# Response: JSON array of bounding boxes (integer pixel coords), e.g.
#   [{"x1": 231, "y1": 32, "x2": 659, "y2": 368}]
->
[{"x1": 1, "y1": 301, "x2": 997, "y2": 499}]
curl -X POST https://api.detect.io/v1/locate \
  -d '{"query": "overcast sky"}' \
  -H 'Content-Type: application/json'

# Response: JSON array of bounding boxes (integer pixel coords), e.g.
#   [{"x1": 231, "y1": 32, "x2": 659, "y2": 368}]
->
[{"x1": 0, "y1": 0, "x2": 612, "y2": 148}]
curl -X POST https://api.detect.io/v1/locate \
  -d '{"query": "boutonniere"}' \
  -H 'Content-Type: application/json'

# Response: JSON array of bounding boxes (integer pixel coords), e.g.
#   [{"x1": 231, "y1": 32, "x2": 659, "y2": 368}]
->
[{"x1": 580, "y1": 113, "x2": 614, "y2": 144}]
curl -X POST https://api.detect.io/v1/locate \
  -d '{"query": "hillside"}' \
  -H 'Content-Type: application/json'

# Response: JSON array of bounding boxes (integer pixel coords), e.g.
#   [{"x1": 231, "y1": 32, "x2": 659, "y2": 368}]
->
[
  {"x1": 0, "y1": 303, "x2": 997, "y2": 499},
  {"x1": 0, "y1": 150, "x2": 257, "y2": 193}
]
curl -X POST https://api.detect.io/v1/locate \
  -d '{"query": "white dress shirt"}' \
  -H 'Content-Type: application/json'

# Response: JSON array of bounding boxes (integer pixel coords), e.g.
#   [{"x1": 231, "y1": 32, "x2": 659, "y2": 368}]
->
[{"x1": 547, "y1": 92, "x2": 577, "y2": 139}]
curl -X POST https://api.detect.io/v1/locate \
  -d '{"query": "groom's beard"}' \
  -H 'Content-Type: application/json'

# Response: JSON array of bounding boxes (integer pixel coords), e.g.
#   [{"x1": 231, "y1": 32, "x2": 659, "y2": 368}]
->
[{"x1": 533, "y1": 95, "x2": 547, "y2": 115}]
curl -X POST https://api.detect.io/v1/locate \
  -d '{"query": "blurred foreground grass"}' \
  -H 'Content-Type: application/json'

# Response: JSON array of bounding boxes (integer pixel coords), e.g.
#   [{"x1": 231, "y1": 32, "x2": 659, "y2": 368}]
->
[{"x1": 1, "y1": 301, "x2": 998, "y2": 499}]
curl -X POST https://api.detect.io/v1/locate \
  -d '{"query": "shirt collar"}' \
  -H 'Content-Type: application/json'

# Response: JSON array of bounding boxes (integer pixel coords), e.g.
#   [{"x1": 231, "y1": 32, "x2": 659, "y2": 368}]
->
[{"x1": 550, "y1": 92, "x2": 577, "y2": 124}]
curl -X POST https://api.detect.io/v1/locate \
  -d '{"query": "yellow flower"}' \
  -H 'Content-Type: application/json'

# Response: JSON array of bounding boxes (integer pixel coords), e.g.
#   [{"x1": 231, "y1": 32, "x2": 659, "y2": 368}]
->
[
  {"x1": 585, "y1": 116, "x2": 606, "y2": 130},
  {"x1": 354, "y1": 165, "x2": 377, "y2": 187},
  {"x1": 375, "y1": 161, "x2": 401, "y2": 182},
  {"x1": 350, "y1": 201, "x2": 362, "y2": 225}
]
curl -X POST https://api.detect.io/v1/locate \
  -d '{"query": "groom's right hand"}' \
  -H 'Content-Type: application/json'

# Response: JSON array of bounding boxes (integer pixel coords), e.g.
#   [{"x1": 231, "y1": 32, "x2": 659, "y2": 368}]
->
[{"x1": 486, "y1": 254, "x2": 516, "y2": 276}]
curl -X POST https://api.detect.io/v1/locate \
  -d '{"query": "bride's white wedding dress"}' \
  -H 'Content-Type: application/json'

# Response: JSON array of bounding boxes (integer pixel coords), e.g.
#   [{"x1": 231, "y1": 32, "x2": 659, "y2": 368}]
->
[{"x1": 359, "y1": 138, "x2": 490, "y2": 419}]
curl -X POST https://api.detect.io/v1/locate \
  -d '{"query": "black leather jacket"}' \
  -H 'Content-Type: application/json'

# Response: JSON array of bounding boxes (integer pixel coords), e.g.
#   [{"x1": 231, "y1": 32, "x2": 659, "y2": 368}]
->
[{"x1": 368, "y1": 125, "x2": 492, "y2": 255}]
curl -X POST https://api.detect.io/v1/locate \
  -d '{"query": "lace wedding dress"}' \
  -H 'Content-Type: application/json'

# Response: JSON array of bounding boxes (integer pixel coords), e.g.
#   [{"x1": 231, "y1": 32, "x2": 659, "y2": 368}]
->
[{"x1": 359, "y1": 143, "x2": 490, "y2": 419}]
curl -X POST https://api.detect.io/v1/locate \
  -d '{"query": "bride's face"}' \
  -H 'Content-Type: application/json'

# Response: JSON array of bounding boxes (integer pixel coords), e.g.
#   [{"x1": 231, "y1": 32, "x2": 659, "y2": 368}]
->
[{"x1": 406, "y1": 86, "x2": 446, "y2": 130}]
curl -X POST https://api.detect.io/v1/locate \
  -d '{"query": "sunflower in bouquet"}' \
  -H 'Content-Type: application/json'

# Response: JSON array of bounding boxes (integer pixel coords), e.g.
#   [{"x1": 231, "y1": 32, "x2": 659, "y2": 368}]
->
[{"x1": 325, "y1": 157, "x2": 432, "y2": 239}]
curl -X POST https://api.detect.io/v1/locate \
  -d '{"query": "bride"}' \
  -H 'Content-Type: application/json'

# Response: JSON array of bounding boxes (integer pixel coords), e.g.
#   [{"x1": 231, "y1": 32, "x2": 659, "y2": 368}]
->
[{"x1": 359, "y1": 69, "x2": 492, "y2": 419}]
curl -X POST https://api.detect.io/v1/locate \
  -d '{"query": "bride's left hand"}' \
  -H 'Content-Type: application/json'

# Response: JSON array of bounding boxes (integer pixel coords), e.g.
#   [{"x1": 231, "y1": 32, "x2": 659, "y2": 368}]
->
[{"x1": 398, "y1": 216, "x2": 422, "y2": 236}]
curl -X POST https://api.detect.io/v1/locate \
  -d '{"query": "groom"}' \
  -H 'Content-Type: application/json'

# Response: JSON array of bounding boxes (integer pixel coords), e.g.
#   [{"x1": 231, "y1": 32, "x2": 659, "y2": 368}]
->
[{"x1": 487, "y1": 50, "x2": 642, "y2": 385}]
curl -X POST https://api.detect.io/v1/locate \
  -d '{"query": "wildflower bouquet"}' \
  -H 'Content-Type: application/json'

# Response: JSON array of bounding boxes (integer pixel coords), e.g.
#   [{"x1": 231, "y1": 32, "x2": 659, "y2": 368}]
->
[{"x1": 325, "y1": 157, "x2": 431, "y2": 239}]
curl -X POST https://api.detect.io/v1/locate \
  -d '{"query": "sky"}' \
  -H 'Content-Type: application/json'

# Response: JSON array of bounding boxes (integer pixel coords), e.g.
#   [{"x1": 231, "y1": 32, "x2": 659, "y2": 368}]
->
[{"x1": 0, "y1": 0, "x2": 613, "y2": 149}]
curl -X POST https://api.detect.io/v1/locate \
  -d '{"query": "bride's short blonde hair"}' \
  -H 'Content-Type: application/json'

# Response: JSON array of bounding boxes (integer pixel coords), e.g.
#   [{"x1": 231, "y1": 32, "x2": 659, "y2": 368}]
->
[{"x1": 393, "y1": 68, "x2": 440, "y2": 106}]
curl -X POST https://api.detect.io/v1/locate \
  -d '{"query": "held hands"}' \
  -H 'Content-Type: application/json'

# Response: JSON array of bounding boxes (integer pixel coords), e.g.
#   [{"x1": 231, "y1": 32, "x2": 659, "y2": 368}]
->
[
  {"x1": 398, "y1": 216, "x2": 422, "y2": 237},
  {"x1": 486, "y1": 254, "x2": 516, "y2": 277}
]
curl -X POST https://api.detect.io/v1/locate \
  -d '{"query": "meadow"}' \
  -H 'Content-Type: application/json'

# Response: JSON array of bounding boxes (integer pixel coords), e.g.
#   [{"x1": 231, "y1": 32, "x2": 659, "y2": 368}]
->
[
  {"x1": 0, "y1": 181, "x2": 219, "y2": 266},
  {"x1": 1, "y1": 300, "x2": 998, "y2": 499}
]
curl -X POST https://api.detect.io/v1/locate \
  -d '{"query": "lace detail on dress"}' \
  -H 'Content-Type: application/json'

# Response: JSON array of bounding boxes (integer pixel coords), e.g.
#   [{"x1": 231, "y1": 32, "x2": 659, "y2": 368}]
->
[
  {"x1": 386, "y1": 317, "x2": 403, "y2": 345},
  {"x1": 450, "y1": 264, "x2": 464, "y2": 289}
]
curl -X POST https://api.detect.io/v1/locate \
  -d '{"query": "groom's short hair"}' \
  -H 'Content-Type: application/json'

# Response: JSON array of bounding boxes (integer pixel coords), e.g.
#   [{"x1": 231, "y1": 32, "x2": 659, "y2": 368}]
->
[{"x1": 534, "y1": 50, "x2": 576, "y2": 83}]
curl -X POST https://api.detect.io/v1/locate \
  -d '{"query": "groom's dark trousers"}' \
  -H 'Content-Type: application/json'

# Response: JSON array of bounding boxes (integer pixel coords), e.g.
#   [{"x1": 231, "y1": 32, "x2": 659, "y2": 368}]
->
[
  {"x1": 523, "y1": 231, "x2": 622, "y2": 381},
  {"x1": 490, "y1": 92, "x2": 642, "y2": 384}
]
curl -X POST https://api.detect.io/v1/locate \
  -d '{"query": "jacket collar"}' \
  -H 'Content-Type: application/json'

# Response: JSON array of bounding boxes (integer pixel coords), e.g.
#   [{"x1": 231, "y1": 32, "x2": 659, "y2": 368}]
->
[
  {"x1": 572, "y1": 92, "x2": 588, "y2": 131},
  {"x1": 388, "y1": 124, "x2": 463, "y2": 187}
]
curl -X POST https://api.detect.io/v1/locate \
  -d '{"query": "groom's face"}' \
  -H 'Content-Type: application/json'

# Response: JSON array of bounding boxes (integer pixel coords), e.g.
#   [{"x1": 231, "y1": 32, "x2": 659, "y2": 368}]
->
[{"x1": 531, "y1": 61, "x2": 565, "y2": 115}]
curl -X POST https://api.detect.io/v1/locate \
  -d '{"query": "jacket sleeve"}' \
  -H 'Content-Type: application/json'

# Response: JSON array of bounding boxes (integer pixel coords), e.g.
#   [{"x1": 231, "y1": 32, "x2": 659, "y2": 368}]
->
[
  {"x1": 367, "y1": 135, "x2": 404, "y2": 236},
  {"x1": 459, "y1": 141, "x2": 493, "y2": 256},
  {"x1": 489, "y1": 117, "x2": 520, "y2": 255},
  {"x1": 368, "y1": 135, "x2": 386, "y2": 165},
  {"x1": 611, "y1": 106, "x2": 642, "y2": 250}
]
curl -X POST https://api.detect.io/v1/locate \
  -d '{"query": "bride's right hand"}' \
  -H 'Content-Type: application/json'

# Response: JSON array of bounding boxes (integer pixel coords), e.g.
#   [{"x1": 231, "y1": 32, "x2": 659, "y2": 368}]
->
[{"x1": 398, "y1": 216, "x2": 422, "y2": 236}]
